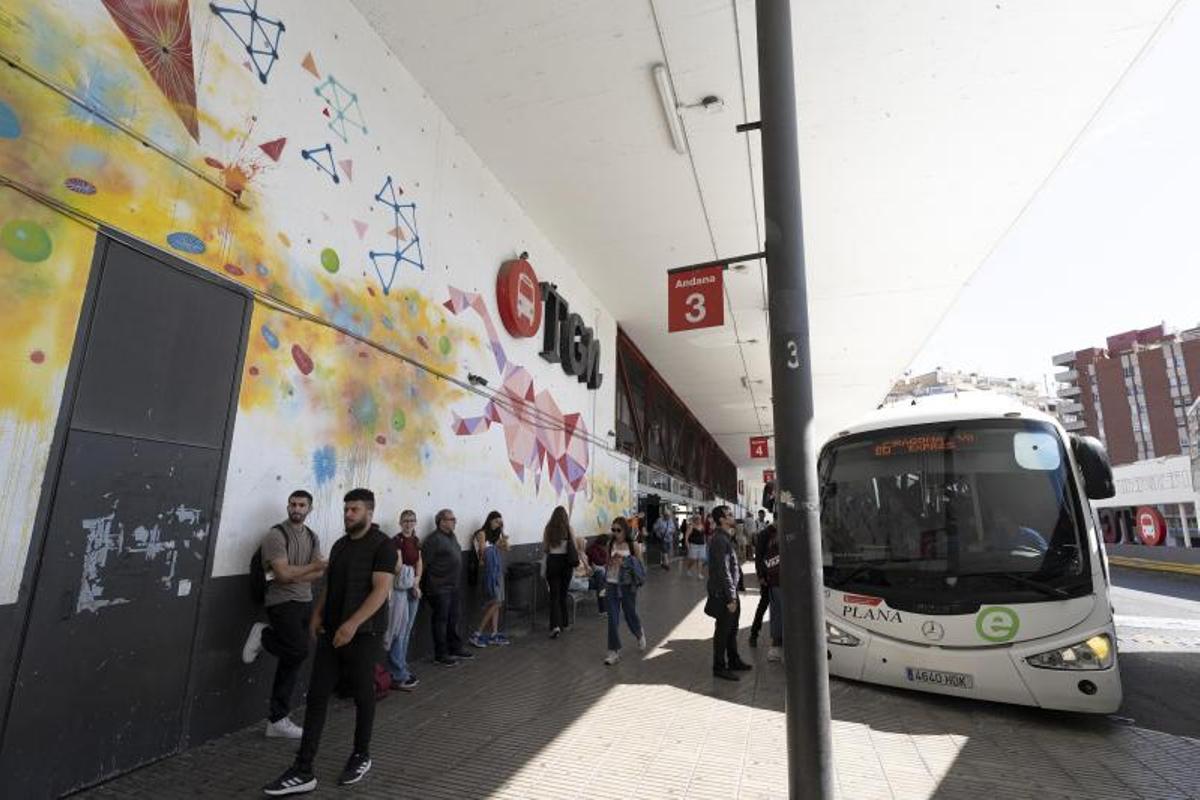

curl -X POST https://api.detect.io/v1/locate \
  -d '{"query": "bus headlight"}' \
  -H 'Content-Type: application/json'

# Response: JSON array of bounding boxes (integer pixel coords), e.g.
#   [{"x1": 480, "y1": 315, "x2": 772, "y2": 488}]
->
[
  {"x1": 826, "y1": 621, "x2": 861, "y2": 646},
  {"x1": 1025, "y1": 634, "x2": 1113, "y2": 670}
]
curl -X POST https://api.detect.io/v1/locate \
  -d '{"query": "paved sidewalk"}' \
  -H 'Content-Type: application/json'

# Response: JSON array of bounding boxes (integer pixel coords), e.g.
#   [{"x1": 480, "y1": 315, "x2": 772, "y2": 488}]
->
[{"x1": 79, "y1": 567, "x2": 1200, "y2": 799}]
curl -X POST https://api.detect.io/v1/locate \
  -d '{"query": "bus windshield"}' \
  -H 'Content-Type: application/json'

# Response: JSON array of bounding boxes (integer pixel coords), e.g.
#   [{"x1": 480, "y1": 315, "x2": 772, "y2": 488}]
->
[{"x1": 819, "y1": 419, "x2": 1092, "y2": 607}]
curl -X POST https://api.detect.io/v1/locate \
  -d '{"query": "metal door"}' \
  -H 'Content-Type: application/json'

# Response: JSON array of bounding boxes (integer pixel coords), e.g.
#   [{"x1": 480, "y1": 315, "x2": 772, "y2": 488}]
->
[{"x1": 0, "y1": 237, "x2": 249, "y2": 796}]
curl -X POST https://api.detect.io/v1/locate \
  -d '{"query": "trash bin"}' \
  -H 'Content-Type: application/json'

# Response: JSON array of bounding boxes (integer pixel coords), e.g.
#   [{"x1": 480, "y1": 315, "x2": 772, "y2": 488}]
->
[{"x1": 505, "y1": 561, "x2": 539, "y2": 632}]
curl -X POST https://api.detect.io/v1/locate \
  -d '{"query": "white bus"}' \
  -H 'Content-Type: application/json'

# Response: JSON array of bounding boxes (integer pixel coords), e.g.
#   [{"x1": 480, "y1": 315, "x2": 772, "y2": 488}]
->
[{"x1": 819, "y1": 394, "x2": 1121, "y2": 713}]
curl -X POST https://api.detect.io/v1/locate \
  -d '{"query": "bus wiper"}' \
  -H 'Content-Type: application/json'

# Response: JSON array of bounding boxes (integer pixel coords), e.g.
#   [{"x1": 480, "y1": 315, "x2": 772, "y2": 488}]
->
[
  {"x1": 828, "y1": 559, "x2": 922, "y2": 589},
  {"x1": 952, "y1": 571, "x2": 1071, "y2": 599},
  {"x1": 828, "y1": 563, "x2": 879, "y2": 589}
]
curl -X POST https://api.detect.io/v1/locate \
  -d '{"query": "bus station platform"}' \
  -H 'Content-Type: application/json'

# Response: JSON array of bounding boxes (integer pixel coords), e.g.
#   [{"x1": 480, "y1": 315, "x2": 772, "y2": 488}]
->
[{"x1": 78, "y1": 568, "x2": 1200, "y2": 800}]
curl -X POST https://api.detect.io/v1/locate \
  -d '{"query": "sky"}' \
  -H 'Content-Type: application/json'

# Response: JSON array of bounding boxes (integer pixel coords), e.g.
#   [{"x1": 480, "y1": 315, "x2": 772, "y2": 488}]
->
[{"x1": 908, "y1": 0, "x2": 1200, "y2": 394}]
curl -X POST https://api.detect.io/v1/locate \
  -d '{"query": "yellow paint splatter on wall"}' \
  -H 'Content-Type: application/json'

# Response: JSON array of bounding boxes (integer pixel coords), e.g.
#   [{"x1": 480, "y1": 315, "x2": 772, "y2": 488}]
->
[
  {"x1": 0, "y1": 190, "x2": 94, "y2": 602},
  {"x1": 241, "y1": 302, "x2": 465, "y2": 479}
]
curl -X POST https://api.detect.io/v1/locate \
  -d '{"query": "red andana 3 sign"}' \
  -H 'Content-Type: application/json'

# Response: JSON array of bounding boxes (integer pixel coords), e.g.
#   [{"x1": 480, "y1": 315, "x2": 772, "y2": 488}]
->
[{"x1": 667, "y1": 265, "x2": 724, "y2": 333}]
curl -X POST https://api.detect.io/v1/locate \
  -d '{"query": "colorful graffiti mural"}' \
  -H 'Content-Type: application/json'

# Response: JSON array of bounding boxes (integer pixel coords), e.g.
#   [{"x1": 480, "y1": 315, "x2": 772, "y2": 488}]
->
[
  {"x1": 0, "y1": 0, "x2": 627, "y2": 589},
  {"x1": 445, "y1": 286, "x2": 591, "y2": 502},
  {"x1": 0, "y1": 192, "x2": 94, "y2": 603}
]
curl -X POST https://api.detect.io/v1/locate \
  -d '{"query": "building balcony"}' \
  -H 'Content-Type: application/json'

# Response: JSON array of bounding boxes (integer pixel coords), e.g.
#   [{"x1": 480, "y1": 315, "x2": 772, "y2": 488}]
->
[
  {"x1": 1059, "y1": 400, "x2": 1084, "y2": 414},
  {"x1": 1063, "y1": 418, "x2": 1086, "y2": 432},
  {"x1": 1058, "y1": 384, "x2": 1081, "y2": 398},
  {"x1": 1055, "y1": 369, "x2": 1078, "y2": 383},
  {"x1": 1052, "y1": 351, "x2": 1077, "y2": 367}
]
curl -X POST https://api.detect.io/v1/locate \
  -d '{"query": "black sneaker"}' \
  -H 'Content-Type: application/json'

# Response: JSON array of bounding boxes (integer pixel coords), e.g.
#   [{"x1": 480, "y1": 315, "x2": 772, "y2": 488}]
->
[
  {"x1": 263, "y1": 766, "x2": 316, "y2": 796},
  {"x1": 450, "y1": 649, "x2": 475, "y2": 660},
  {"x1": 338, "y1": 752, "x2": 372, "y2": 786},
  {"x1": 435, "y1": 656, "x2": 459, "y2": 668},
  {"x1": 713, "y1": 668, "x2": 740, "y2": 682},
  {"x1": 730, "y1": 660, "x2": 754, "y2": 672}
]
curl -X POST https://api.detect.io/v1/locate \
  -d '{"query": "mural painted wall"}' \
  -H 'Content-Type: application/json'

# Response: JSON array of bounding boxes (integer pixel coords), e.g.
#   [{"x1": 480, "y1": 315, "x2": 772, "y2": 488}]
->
[
  {"x1": 0, "y1": 192, "x2": 94, "y2": 604},
  {"x1": 0, "y1": 0, "x2": 631, "y2": 597}
]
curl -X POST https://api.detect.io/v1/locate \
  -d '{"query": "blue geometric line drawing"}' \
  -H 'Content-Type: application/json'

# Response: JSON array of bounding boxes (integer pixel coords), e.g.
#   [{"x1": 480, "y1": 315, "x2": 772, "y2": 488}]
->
[
  {"x1": 300, "y1": 143, "x2": 339, "y2": 184},
  {"x1": 368, "y1": 176, "x2": 424, "y2": 295},
  {"x1": 314, "y1": 75, "x2": 367, "y2": 143},
  {"x1": 210, "y1": 1, "x2": 285, "y2": 84}
]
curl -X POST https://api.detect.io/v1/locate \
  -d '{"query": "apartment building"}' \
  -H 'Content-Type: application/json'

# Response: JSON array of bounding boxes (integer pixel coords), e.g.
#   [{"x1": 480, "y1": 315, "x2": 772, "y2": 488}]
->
[{"x1": 1053, "y1": 324, "x2": 1200, "y2": 466}]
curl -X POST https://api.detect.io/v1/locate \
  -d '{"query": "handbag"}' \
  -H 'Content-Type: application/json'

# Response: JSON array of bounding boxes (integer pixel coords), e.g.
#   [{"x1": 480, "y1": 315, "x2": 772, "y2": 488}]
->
[
  {"x1": 626, "y1": 555, "x2": 647, "y2": 588},
  {"x1": 394, "y1": 563, "x2": 416, "y2": 591}
]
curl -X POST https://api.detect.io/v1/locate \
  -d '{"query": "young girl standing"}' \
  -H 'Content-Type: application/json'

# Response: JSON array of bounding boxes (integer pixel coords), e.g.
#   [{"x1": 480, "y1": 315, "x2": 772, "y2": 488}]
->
[
  {"x1": 603, "y1": 516, "x2": 646, "y2": 665},
  {"x1": 469, "y1": 511, "x2": 510, "y2": 647}
]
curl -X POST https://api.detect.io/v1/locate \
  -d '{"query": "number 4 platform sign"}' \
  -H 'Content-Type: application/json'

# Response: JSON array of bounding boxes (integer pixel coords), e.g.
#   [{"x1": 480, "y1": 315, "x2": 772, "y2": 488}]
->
[{"x1": 667, "y1": 264, "x2": 725, "y2": 332}]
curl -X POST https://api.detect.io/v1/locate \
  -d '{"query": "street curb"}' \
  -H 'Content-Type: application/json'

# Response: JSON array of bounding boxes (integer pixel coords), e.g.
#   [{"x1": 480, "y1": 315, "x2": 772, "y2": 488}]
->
[{"x1": 1109, "y1": 556, "x2": 1200, "y2": 577}]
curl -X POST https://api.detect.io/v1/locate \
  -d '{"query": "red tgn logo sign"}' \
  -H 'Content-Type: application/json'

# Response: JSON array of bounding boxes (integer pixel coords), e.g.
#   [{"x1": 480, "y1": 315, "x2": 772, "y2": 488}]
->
[
  {"x1": 496, "y1": 258, "x2": 543, "y2": 338},
  {"x1": 749, "y1": 436, "x2": 769, "y2": 459},
  {"x1": 667, "y1": 265, "x2": 724, "y2": 332}
]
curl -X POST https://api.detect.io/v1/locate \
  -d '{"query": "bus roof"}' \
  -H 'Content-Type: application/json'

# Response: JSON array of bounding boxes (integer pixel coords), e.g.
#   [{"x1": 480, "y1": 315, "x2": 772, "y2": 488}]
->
[{"x1": 827, "y1": 392, "x2": 1064, "y2": 441}]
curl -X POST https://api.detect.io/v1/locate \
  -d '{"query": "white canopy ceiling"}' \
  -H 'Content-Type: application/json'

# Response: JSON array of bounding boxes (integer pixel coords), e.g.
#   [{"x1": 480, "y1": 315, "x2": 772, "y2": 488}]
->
[{"x1": 351, "y1": 0, "x2": 1175, "y2": 468}]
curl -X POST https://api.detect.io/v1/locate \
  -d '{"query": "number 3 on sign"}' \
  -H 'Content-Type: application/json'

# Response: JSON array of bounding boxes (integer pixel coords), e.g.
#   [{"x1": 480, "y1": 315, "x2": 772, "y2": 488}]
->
[
  {"x1": 684, "y1": 292, "x2": 707, "y2": 324},
  {"x1": 786, "y1": 339, "x2": 799, "y2": 369}
]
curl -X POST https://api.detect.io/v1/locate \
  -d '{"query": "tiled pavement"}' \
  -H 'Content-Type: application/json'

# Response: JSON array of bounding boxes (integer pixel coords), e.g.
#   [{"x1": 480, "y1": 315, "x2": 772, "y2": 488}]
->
[{"x1": 79, "y1": 568, "x2": 1200, "y2": 800}]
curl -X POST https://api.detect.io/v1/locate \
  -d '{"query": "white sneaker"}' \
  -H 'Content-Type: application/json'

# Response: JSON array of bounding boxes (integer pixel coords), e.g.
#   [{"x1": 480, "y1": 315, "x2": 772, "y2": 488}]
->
[
  {"x1": 242, "y1": 622, "x2": 267, "y2": 664},
  {"x1": 767, "y1": 646, "x2": 782, "y2": 663},
  {"x1": 637, "y1": 632, "x2": 647, "y2": 651},
  {"x1": 265, "y1": 717, "x2": 303, "y2": 739},
  {"x1": 604, "y1": 650, "x2": 620, "y2": 665}
]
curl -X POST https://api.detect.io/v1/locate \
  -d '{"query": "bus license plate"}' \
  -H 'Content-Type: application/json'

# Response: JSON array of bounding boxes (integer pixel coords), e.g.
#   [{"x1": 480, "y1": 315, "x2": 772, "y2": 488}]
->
[{"x1": 905, "y1": 667, "x2": 974, "y2": 689}]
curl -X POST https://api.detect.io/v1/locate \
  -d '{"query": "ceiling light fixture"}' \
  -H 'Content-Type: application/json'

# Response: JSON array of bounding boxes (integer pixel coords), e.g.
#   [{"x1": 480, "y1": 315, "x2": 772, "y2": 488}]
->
[{"x1": 652, "y1": 63, "x2": 687, "y2": 155}]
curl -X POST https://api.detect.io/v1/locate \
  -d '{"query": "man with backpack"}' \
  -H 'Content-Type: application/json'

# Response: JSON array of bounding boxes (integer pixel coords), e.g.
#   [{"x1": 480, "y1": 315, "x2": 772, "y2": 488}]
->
[
  {"x1": 242, "y1": 490, "x2": 326, "y2": 740},
  {"x1": 264, "y1": 488, "x2": 397, "y2": 795}
]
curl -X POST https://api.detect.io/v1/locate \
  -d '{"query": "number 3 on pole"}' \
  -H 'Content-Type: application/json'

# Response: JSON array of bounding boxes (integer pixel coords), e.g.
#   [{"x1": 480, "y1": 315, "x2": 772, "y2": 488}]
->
[
  {"x1": 684, "y1": 292, "x2": 706, "y2": 323},
  {"x1": 786, "y1": 339, "x2": 799, "y2": 369}
]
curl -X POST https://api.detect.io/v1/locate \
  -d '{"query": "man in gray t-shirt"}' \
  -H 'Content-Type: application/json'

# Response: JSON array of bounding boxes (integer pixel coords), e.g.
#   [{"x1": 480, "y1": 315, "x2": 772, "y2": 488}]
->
[{"x1": 241, "y1": 490, "x2": 326, "y2": 739}]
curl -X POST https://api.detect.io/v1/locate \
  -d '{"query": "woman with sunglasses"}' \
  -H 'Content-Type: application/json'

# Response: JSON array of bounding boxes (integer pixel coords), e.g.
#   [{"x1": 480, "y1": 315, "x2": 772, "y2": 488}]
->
[{"x1": 603, "y1": 516, "x2": 647, "y2": 665}]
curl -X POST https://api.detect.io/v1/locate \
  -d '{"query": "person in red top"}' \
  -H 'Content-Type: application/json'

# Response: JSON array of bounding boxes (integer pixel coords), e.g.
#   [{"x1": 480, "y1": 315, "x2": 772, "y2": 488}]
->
[
  {"x1": 386, "y1": 509, "x2": 422, "y2": 691},
  {"x1": 586, "y1": 534, "x2": 609, "y2": 569}
]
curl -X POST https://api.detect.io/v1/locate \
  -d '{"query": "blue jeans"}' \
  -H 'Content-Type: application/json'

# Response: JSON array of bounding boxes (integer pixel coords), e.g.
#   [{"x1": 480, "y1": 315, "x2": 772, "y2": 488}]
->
[
  {"x1": 387, "y1": 590, "x2": 420, "y2": 681},
  {"x1": 769, "y1": 584, "x2": 783, "y2": 646},
  {"x1": 606, "y1": 584, "x2": 642, "y2": 651}
]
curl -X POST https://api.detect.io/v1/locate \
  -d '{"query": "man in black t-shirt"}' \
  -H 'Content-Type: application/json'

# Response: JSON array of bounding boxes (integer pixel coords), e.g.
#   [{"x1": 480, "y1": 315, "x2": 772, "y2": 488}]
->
[{"x1": 264, "y1": 488, "x2": 397, "y2": 797}]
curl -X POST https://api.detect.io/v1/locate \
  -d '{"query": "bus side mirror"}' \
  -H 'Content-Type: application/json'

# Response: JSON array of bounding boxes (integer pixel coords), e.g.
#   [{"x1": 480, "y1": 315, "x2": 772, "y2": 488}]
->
[{"x1": 1071, "y1": 435, "x2": 1115, "y2": 500}]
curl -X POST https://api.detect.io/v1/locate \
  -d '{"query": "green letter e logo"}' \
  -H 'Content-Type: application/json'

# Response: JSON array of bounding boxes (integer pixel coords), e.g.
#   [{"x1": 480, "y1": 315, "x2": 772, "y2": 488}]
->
[{"x1": 976, "y1": 606, "x2": 1020, "y2": 643}]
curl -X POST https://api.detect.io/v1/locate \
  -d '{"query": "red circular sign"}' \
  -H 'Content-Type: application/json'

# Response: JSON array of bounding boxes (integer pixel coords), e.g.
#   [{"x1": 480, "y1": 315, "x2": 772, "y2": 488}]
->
[
  {"x1": 1135, "y1": 506, "x2": 1167, "y2": 546},
  {"x1": 496, "y1": 258, "x2": 542, "y2": 338}
]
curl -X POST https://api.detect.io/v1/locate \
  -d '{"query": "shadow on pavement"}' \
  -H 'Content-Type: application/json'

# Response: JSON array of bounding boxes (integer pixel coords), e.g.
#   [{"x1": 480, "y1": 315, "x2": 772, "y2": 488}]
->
[{"x1": 73, "y1": 566, "x2": 1200, "y2": 800}]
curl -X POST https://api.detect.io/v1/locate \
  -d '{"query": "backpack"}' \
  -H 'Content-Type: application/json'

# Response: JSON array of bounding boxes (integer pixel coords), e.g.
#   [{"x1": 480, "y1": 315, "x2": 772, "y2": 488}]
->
[
  {"x1": 373, "y1": 663, "x2": 392, "y2": 700},
  {"x1": 249, "y1": 525, "x2": 317, "y2": 605},
  {"x1": 466, "y1": 542, "x2": 480, "y2": 587}
]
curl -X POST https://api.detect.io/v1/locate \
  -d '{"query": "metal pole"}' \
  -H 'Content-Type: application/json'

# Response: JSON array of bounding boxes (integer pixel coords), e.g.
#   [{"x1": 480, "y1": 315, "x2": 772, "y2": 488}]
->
[
  {"x1": 1178, "y1": 503, "x2": 1192, "y2": 548},
  {"x1": 755, "y1": 2, "x2": 834, "y2": 797}
]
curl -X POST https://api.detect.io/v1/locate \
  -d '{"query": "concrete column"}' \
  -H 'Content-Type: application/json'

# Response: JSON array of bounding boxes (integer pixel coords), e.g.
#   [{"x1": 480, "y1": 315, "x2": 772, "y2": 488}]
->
[{"x1": 1179, "y1": 503, "x2": 1192, "y2": 548}]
